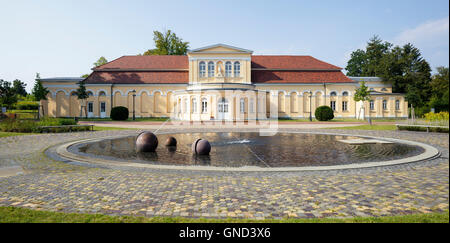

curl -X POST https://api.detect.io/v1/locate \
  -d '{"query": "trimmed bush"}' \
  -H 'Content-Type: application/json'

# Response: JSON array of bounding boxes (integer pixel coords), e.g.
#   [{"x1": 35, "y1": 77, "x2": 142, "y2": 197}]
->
[
  {"x1": 15, "y1": 101, "x2": 39, "y2": 110},
  {"x1": 1, "y1": 117, "x2": 79, "y2": 133},
  {"x1": 110, "y1": 106, "x2": 129, "y2": 121},
  {"x1": 315, "y1": 106, "x2": 334, "y2": 121}
]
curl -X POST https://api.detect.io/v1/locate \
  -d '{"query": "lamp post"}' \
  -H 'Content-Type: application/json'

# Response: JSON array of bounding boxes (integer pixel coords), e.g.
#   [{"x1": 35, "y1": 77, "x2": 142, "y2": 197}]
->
[
  {"x1": 131, "y1": 89, "x2": 136, "y2": 121},
  {"x1": 309, "y1": 91, "x2": 313, "y2": 121}
]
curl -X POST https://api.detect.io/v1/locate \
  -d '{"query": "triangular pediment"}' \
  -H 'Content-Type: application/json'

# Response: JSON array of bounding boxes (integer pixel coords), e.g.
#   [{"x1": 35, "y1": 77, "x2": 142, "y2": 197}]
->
[{"x1": 188, "y1": 44, "x2": 253, "y2": 54}]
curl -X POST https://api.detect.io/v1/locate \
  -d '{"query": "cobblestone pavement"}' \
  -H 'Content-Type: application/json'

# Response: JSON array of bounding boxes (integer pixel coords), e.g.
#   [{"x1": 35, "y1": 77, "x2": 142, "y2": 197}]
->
[{"x1": 0, "y1": 128, "x2": 448, "y2": 219}]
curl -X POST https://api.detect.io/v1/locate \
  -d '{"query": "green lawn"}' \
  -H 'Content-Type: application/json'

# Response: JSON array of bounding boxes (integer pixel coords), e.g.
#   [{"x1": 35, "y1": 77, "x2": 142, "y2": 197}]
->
[
  {"x1": 93, "y1": 126, "x2": 138, "y2": 131},
  {"x1": 278, "y1": 118, "x2": 403, "y2": 123},
  {"x1": 0, "y1": 206, "x2": 447, "y2": 223},
  {"x1": 79, "y1": 117, "x2": 170, "y2": 122},
  {"x1": 0, "y1": 132, "x2": 38, "y2": 138},
  {"x1": 327, "y1": 125, "x2": 398, "y2": 130},
  {"x1": 0, "y1": 126, "x2": 135, "y2": 137}
]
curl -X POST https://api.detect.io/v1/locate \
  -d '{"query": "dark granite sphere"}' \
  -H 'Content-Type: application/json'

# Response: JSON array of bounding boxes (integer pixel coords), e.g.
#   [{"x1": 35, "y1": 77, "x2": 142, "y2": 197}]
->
[
  {"x1": 192, "y1": 139, "x2": 211, "y2": 155},
  {"x1": 136, "y1": 132, "x2": 158, "y2": 152},
  {"x1": 165, "y1": 136, "x2": 177, "y2": 146}
]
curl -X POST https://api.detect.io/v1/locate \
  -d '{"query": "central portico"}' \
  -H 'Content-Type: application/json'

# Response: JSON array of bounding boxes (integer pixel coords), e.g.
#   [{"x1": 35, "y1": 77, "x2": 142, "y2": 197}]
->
[{"x1": 174, "y1": 44, "x2": 265, "y2": 121}]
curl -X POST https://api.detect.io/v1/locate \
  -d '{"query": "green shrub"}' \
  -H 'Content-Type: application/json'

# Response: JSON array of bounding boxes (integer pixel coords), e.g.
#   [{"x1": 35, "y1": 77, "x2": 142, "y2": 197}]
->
[
  {"x1": 315, "y1": 106, "x2": 334, "y2": 121},
  {"x1": 424, "y1": 112, "x2": 449, "y2": 122},
  {"x1": 397, "y1": 125, "x2": 449, "y2": 133},
  {"x1": 37, "y1": 117, "x2": 77, "y2": 126},
  {"x1": 15, "y1": 101, "x2": 39, "y2": 110},
  {"x1": 0, "y1": 119, "x2": 37, "y2": 132},
  {"x1": 110, "y1": 106, "x2": 129, "y2": 121}
]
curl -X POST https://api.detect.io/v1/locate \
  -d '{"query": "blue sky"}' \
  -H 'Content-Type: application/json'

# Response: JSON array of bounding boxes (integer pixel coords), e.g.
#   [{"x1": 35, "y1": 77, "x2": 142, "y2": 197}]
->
[{"x1": 1, "y1": 0, "x2": 448, "y2": 92}]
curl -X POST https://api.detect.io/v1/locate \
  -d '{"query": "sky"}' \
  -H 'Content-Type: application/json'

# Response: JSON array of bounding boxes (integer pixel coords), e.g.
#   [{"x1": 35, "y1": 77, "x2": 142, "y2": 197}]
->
[{"x1": 0, "y1": 0, "x2": 448, "y2": 92}]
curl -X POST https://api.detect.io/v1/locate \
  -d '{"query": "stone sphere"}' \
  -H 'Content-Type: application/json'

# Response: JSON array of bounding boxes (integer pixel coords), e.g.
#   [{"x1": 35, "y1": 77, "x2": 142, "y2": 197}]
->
[
  {"x1": 136, "y1": 132, "x2": 158, "y2": 152},
  {"x1": 192, "y1": 139, "x2": 211, "y2": 155},
  {"x1": 165, "y1": 136, "x2": 177, "y2": 146}
]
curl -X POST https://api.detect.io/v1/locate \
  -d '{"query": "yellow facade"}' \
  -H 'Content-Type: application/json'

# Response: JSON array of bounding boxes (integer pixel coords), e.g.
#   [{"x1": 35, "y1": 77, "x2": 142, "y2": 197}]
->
[{"x1": 40, "y1": 44, "x2": 408, "y2": 120}]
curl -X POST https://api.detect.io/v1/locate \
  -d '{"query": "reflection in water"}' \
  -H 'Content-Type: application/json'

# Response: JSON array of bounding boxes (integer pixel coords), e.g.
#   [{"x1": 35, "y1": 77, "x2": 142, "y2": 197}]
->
[{"x1": 76, "y1": 133, "x2": 423, "y2": 168}]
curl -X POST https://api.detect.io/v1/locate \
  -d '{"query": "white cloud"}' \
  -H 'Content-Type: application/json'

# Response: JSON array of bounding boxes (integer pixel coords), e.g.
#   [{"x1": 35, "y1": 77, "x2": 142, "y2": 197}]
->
[{"x1": 393, "y1": 16, "x2": 449, "y2": 47}]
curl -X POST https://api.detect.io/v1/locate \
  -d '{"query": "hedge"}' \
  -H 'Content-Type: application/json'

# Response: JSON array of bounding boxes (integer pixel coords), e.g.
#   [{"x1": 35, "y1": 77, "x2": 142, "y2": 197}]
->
[
  {"x1": 397, "y1": 125, "x2": 449, "y2": 133},
  {"x1": 0, "y1": 118, "x2": 79, "y2": 133},
  {"x1": 15, "y1": 101, "x2": 39, "y2": 110}
]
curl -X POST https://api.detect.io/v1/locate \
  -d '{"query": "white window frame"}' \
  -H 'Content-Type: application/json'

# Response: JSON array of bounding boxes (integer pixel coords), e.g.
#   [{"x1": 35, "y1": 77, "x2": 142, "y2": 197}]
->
[
  {"x1": 192, "y1": 98, "x2": 197, "y2": 113},
  {"x1": 370, "y1": 100, "x2": 375, "y2": 110},
  {"x1": 250, "y1": 98, "x2": 254, "y2": 113},
  {"x1": 208, "y1": 62, "x2": 215, "y2": 77},
  {"x1": 234, "y1": 61, "x2": 240, "y2": 77},
  {"x1": 330, "y1": 101, "x2": 336, "y2": 111},
  {"x1": 201, "y1": 98, "x2": 208, "y2": 113},
  {"x1": 382, "y1": 100, "x2": 387, "y2": 110},
  {"x1": 225, "y1": 61, "x2": 232, "y2": 77},
  {"x1": 199, "y1": 61, "x2": 206, "y2": 77},
  {"x1": 342, "y1": 101, "x2": 348, "y2": 111},
  {"x1": 240, "y1": 98, "x2": 245, "y2": 113},
  {"x1": 395, "y1": 100, "x2": 400, "y2": 110}
]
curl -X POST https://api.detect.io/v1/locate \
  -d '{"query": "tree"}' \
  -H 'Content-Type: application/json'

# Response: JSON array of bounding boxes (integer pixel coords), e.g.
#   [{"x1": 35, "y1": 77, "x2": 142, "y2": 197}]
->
[
  {"x1": 143, "y1": 30, "x2": 189, "y2": 55},
  {"x1": 364, "y1": 35, "x2": 392, "y2": 76},
  {"x1": 12, "y1": 79, "x2": 27, "y2": 97},
  {"x1": 0, "y1": 79, "x2": 18, "y2": 109},
  {"x1": 429, "y1": 66, "x2": 449, "y2": 112},
  {"x1": 76, "y1": 80, "x2": 89, "y2": 118},
  {"x1": 345, "y1": 36, "x2": 433, "y2": 112},
  {"x1": 81, "y1": 74, "x2": 90, "y2": 78},
  {"x1": 353, "y1": 81, "x2": 372, "y2": 124},
  {"x1": 93, "y1": 56, "x2": 108, "y2": 67},
  {"x1": 345, "y1": 49, "x2": 366, "y2": 76},
  {"x1": 379, "y1": 43, "x2": 432, "y2": 108},
  {"x1": 31, "y1": 73, "x2": 50, "y2": 118}
]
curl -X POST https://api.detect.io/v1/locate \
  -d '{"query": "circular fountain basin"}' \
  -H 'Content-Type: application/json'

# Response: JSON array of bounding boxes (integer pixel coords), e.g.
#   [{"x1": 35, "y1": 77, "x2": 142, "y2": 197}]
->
[{"x1": 56, "y1": 132, "x2": 440, "y2": 172}]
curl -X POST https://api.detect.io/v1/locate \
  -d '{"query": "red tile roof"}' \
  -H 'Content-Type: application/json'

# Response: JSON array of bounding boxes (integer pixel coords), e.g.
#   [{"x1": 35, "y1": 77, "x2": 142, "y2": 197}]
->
[
  {"x1": 86, "y1": 55, "x2": 351, "y2": 84},
  {"x1": 251, "y1": 55, "x2": 342, "y2": 70},
  {"x1": 94, "y1": 56, "x2": 188, "y2": 70},
  {"x1": 252, "y1": 70, "x2": 353, "y2": 84},
  {"x1": 84, "y1": 71, "x2": 188, "y2": 84}
]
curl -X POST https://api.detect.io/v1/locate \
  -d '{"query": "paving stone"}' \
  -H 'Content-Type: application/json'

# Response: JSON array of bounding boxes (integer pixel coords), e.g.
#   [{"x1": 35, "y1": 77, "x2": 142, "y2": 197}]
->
[{"x1": 0, "y1": 128, "x2": 448, "y2": 219}]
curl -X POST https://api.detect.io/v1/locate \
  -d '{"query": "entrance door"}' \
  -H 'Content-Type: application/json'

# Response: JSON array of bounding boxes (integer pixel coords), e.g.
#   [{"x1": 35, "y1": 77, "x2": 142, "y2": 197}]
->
[
  {"x1": 100, "y1": 102, "x2": 106, "y2": 118},
  {"x1": 217, "y1": 98, "x2": 229, "y2": 120},
  {"x1": 87, "y1": 102, "x2": 94, "y2": 118}
]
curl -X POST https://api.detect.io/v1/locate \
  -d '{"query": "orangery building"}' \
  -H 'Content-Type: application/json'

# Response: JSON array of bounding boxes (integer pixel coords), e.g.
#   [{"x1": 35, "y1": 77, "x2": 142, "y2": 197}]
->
[{"x1": 39, "y1": 44, "x2": 408, "y2": 121}]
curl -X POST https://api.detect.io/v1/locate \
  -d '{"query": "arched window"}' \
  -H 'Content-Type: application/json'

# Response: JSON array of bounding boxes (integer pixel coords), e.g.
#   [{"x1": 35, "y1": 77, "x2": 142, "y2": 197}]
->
[
  {"x1": 98, "y1": 91, "x2": 106, "y2": 96},
  {"x1": 330, "y1": 91, "x2": 337, "y2": 97},
  {"x1": 225, "y1": 61, "x2": 232, "y2": 77},
  {"x1": 201, "y1": 98, "x2": 208, "y2": 113},
  {"x1": 234, "y1": 61, "x2": 240, "y2": 77},
  {"x1": 87, "y1": 91, "x2": 94, "y2": 97},
  {"x1": 208, "y1": 61, "x2": 215, "y2": 77},
  {"x1": 70, "y1": 91, "x2": 77, "y2": 96},
  {"x1": 199, "y1": 61, "x2": 206, "y2": 77},
  {"x1": 342, "y1": 91, "x2": 349, "y2": 96},
  {"x1": 381, "y1": 88, "x2": 388, "y2": 91}
]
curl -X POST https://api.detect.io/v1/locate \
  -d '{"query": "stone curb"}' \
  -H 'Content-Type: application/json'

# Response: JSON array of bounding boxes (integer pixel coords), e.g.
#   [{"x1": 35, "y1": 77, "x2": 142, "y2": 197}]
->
[{"x1": 55, "y1": 131, "x2": 440, "y2": 172}]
